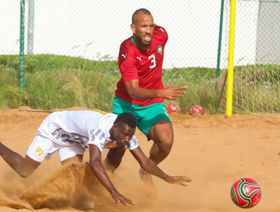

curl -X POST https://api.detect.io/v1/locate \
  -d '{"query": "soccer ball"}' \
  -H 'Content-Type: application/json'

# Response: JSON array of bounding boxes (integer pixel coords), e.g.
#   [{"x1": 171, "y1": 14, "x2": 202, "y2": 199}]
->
[
  {"x1": 230, "y1": 177, "x2": 261, "y2": 208},
  {"x1": 166, "y1": 103, "x2": 181, "y2": 113},
  {"x1": 189, "y1": 105, "x2": 205, "y2": 116}
]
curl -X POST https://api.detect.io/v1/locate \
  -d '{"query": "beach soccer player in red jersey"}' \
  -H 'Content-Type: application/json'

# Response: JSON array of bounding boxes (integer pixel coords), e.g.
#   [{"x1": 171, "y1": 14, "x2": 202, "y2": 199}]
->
[{"x1": 110, "y1": 8, "x2": 188, "y2": 185}]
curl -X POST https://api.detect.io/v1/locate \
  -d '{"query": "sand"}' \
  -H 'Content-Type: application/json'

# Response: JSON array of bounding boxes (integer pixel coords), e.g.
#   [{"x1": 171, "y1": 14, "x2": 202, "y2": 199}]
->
[{"x1": 0, "y1": 107, "x2": 280, "y2": 212}]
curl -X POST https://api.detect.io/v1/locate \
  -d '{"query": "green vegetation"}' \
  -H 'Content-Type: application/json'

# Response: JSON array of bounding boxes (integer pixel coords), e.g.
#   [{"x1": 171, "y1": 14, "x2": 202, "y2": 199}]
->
[
  {"x1": 0, "y1": 55, "x2": 119, "y2": 111},
  {"x1": 0, "y1": 54, "x2": 279, "y2": 114}
]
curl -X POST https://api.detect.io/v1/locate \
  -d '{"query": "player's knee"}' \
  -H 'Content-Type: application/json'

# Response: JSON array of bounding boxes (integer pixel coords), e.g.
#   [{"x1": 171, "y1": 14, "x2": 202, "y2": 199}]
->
[
  {"x1": 159, "y1": 137, "x2": 173, "y2": 150},
  {"x1": 160, "y1": 146, "x2": 171, "y2": 157},
  {"x1": 158, "y1": 139, "x2": 173, "y2": 157},
  {"x1": 149, "y1": 145, "x2": 170, "y2": 164},
  {"x1": 152, "y1": 129, "x2": 173, "y2": 148},
  {"x1": 165, "y1": 137, "x2": 174, "y2": 148}
]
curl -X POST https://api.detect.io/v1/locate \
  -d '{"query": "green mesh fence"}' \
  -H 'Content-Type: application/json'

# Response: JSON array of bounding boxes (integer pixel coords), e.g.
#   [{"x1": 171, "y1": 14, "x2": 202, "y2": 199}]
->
[{"x1": 218, "y1": 0, "x2": 280, "y2": 114}]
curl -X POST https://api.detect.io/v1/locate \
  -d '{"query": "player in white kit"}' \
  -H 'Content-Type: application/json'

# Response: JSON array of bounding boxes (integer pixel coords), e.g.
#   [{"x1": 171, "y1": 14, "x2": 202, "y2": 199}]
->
[{"x1": 0, "y1": 110, "x2": 191, "y2": 205}]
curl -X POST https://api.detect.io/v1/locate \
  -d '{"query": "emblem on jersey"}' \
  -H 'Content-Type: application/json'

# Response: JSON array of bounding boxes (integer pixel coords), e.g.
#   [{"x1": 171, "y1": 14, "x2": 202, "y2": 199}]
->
[
  {"x1": 157, "y1": 45, "x2": 163, "y2": 55},
  {"x1": 35, "y1": 147, "x2": 44, "y2": 157}
]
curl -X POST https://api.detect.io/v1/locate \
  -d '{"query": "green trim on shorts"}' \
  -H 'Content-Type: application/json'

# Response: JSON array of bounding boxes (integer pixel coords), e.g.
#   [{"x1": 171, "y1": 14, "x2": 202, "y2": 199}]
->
[{"x1": 112, "y1": 96, "x2": 170, "y2": 136}]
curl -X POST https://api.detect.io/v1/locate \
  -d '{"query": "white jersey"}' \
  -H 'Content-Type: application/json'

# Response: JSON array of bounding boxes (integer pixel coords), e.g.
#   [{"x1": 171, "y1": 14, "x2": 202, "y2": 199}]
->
[{"x1": 36, "y1": 110, "x2": 138, "y2": 151}]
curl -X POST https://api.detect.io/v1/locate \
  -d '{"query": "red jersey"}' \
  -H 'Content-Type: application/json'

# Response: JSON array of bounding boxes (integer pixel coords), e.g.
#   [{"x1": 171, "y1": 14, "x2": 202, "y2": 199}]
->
[{"x1": 115, "y1": 25, "x2": 168, "y2": 106}]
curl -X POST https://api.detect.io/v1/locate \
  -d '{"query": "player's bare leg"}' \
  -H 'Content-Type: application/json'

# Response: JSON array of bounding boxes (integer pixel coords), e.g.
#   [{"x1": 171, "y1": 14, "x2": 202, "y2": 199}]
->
[
  {"x1": 0, "y1": 142, "x2": 40, "y2": 177},
  {"x1": 139, "y1": 121, "x2": 174, "y2": 185},
  {"x1": 104, "y1": 147, "x2": 126, "y2": 173}
]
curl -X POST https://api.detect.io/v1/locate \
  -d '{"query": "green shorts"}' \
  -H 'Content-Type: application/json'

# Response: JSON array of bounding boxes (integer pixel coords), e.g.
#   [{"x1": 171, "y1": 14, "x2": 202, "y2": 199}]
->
[{"x1": 112, "y1": 96, "x2": 170, "y2": 137}]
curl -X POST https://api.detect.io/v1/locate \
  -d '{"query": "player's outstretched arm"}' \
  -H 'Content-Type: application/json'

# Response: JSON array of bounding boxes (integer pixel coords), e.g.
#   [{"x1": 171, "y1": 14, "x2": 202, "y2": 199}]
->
[
  {"x1": 88, "y1": 144, "x2": 133, "y2": 205},
  {"x1": 124, "y1": 80, "x2": 186, "y2": 100},
  {"x1": 130, "y1": 147, "x2": 191, "y2": 186}
]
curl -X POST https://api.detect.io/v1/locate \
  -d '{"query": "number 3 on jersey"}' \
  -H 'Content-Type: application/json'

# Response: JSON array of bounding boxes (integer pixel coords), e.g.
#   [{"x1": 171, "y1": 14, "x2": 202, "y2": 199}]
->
[{"x1": 148, "y1": 54, "x2": 156, "y2": 69}]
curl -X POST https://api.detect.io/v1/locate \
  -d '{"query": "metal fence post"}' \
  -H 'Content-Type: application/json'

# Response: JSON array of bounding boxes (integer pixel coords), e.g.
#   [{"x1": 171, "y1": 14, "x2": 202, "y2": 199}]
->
[
  {"x1": 27, "y1": 0, "x2": 35, "y2": 54},
  {"x1": 19, "y1": 0, "x2": 25, "y2": 92},
  {"x1": 216, "y1": 0, "x2": 225, "y2": 77}
]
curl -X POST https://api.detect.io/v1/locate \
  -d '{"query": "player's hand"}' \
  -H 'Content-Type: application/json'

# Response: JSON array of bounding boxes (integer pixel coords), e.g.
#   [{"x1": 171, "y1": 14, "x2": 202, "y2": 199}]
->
[
  {"x1": 161, "y1": 86, "x2": 186, "y2": 100},
  {"x1": 111, "y1": 190, "x2": 134, "y2": 206},
  {"x1": 165, "y1": 175, "x2": 192, "y2": 186}
]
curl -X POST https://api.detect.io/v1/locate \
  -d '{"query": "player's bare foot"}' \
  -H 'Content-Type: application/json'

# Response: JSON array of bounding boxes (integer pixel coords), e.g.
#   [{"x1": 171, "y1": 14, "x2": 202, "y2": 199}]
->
[{"x1": 139, "y1": 168, "x2": 154, "y2": 186}]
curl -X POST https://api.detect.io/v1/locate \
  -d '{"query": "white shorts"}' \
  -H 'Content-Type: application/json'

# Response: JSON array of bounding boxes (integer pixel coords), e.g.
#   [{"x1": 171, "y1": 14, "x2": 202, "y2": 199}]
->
[{"x1": 27, "y1": 135, "x2": 85, "y2": 163}]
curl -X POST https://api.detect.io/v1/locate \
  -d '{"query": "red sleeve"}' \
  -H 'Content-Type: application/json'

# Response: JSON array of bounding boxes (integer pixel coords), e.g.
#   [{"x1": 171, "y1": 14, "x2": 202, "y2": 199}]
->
[
  {"x1": 154, "y1": 25, "x2": 168, "y2": 45},
  {"x1": 118, "y1": 41, "x2": 139, "y2": 82}
]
